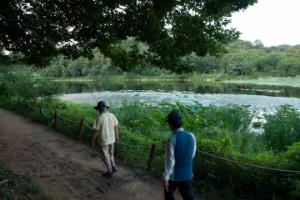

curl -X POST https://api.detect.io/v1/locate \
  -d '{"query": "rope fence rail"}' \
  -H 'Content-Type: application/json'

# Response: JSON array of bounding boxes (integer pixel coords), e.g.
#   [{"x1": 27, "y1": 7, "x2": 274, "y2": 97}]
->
[
  {"x1": 57, "y1": 113, "x2": 82, "y2": 124},
  {"x1": 84, "y1": 121, "x2": 93, "y2": 130},
  {"x1": 197, "y1": 150, "x2": 300, "y2": 175},
  {"x1": 41, "y1": 109, "x2": 54, "y2": 119}
]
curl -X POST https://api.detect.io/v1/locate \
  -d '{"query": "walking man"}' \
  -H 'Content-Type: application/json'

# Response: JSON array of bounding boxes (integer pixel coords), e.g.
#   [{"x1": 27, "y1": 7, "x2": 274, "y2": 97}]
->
[
  {"x1": 163, "y1": 111, "x2": 196, "y2": 200},
  {"x1": 92, "y1": 101, "x2": 119, "y2": 177}
]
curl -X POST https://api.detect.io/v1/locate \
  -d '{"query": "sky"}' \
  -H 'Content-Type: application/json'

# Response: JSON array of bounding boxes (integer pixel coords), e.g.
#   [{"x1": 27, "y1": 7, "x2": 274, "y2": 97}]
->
[{"x1": 230, "y1": 0, "x2": 300, "y2": 46}]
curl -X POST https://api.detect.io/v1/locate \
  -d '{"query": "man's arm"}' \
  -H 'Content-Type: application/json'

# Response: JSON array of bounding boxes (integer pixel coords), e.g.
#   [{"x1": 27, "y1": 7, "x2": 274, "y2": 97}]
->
[
  {"x1": 92, "y1": 117, "x2": 100, "y2": 148},
  {"x1": 91, "y1": 129, "x2": 98, "y2": 148},
  {"x1": 163, "y1": 139, "x2": 175, "y2": 191},
  {"x1": 113, "y1": 115, "x2": 120, "y2": 143},
  {"x1": 114, "y1": 126, "x2": 119, "y2": 143},
  {"x1": 192, "y1": 133, "x2": 197, "y2": 158}
]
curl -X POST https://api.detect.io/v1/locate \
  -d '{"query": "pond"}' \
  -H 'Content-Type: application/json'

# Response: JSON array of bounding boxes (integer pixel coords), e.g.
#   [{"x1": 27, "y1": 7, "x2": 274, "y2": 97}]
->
[
  {"x1": 60, "y1": 79, "x2": 300, "y2": 97},
  {"x1": 58, "y1": 79, "x2": 300, "y2": 133},
  {"x1": 59, "y1": 79, "x2": 300, "y2": 111}
]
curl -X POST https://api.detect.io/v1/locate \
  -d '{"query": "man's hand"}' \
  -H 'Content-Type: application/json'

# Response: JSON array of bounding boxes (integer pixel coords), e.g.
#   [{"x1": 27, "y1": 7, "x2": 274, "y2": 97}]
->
[{"x1": 164, "y1": 180, "x2": 169, "y2": 192}]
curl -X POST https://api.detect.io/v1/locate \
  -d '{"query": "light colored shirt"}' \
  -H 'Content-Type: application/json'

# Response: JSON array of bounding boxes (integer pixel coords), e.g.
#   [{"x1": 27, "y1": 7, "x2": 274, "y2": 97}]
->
[
  {"x1": 163, "y1": 128, "x2": 196, "y2": 181},
  {"x1": 93, "y1": 112, "x2": 119, "y2": 145}
]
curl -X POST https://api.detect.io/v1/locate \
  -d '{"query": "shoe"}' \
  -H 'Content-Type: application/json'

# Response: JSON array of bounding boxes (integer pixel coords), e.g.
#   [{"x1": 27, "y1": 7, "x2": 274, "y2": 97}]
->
[
  {"x1": 112, "y1": 166, "x2": 117, "y2": 173},
  {"x1": 102, "y1": 171, "x2": 113, "y2": 178}
]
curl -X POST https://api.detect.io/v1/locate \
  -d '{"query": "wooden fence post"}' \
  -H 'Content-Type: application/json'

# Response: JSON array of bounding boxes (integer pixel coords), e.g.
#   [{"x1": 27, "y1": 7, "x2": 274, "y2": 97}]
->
[
  {"x1": 27, "y1": 102, "x2": 30, "y2": 111},
  {"x1": 39, "y1": 106, "x2": 42, "y2": 118},
  {"x1": 78, "y1": 119, "x2": 84, "y2": 139},
  {"x1": 54, "y1": 110, "x2": 58, "y2": 129},
  {"x1": 147, "y1": 144, "x2": 156, "y2": 172}
]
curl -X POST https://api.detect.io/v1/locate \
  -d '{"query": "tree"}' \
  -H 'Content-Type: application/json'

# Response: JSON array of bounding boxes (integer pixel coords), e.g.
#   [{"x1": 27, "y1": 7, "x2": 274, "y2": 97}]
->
[
  {"x1": 253, "y1": 39, "x2": 264, "y2": 48},
  {"x1": 220, "y1": 47, "x2": 264, "y2": 76},
  {"x1": 0, "y1": 0, "x2": 257, "y2": 68},
  {"x1": 178, "y1": 52, "x2": 204, "y2": 73},
  {"x1": 46, "y1": 55, "x2": 69, "y2": 77},
  {"x1": 256, "y1": 53, "x2": 281, "y2": 73},
  {"x1": 108, "y1": 37, "x2": 156, "y2": 71}
]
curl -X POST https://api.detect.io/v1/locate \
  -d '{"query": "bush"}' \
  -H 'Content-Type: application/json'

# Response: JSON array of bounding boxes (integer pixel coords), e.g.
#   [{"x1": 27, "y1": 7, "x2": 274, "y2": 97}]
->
[{"x1": 264, "y1": 105, "x2": 300, "y2": 151}]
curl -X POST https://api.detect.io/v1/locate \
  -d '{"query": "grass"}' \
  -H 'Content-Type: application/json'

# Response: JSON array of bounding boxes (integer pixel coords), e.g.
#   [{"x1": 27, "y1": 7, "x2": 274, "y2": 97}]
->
[
  {"x1": 223, "y1": 76, "x2": 300, "y2": 87},
  {"x1": 45, "y1": 73, "x2": 226, "y2": 84},
  {"x1": 52, "y1": 77, "x2": 94, "y2": 82}
]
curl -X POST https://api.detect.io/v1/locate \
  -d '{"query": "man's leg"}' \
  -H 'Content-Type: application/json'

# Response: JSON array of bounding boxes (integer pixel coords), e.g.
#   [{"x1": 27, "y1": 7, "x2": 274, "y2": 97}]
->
[
  {"x1": 178, "y1": 180, "x2": 195, "y2": 200},
  {"x1": 108, "y1": 143, "x2": 117, "y2": 172},
  {"x1": 100, "y1": 145, "x2": 112, "y2": 173},
  {"x1": 164, "y1": 181, "x2": 178, "y2": 200}
]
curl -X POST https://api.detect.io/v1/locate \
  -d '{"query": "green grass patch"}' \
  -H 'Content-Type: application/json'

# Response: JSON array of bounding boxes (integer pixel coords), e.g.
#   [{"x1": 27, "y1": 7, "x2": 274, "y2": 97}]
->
[
  {"x1": 52, "y1": 77, "x2": 94, "y2": 82},
  {"x1": 48, "y1": 73, "x2": 224, "y2": 84},
  {"x1": 223, "y1": 76, "x2": 300, "y2": 87}
]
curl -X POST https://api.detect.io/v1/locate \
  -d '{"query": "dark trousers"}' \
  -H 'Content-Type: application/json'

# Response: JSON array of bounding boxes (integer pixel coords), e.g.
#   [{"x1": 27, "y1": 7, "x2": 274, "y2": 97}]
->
[{"x1": 164, "y1": 180, "x2": 195, "y2": 200}]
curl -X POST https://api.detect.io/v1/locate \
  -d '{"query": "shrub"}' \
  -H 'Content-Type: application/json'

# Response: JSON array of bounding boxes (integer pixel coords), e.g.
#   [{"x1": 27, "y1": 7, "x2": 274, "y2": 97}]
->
[{"x1": 264, "y1": 105, "x2": 300, "y2": 151}]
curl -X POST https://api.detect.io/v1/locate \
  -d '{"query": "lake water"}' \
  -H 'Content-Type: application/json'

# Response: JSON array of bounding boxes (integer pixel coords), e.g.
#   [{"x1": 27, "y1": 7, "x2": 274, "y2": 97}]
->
[
  {"x1": 59, "y1": 80, "x2": 300, "y2": 111},
  {"x1": 59, "y1": 80, "x2": 300, "y2": 133}
]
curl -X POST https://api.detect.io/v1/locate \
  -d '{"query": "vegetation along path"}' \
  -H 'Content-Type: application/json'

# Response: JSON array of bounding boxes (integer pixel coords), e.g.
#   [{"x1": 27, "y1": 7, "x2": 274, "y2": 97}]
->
[{"x1": 0, "y1": 108, "x2": 165, "y2": 200}]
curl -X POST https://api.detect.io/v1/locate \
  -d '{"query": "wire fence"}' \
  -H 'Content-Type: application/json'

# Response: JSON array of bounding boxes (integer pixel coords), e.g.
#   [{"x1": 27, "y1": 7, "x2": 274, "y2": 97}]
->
[{"x1": 10, "y1": 99, "x2": 300, "y2": 177}]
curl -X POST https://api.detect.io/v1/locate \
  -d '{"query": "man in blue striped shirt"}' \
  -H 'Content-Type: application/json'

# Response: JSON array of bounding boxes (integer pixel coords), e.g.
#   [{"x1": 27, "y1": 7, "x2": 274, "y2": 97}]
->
[{"x1": 163, "y1": 111, "x2": 196, "y2": 200}]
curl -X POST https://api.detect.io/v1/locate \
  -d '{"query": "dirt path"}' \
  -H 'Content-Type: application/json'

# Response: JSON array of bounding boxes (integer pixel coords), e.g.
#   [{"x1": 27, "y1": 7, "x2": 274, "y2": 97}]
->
[{"x1": 0, "y1": 108, "x2": 165, "y2": 200}]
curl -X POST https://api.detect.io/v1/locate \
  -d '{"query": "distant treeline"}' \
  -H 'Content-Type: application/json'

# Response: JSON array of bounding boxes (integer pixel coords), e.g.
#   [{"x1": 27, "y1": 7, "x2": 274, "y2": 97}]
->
[
  {"x1": 1, "y1": 39, "x2": 300, "y2": 77},
  {"x1": 213, "y1": 40, "x2": 300, "y2": 77}
]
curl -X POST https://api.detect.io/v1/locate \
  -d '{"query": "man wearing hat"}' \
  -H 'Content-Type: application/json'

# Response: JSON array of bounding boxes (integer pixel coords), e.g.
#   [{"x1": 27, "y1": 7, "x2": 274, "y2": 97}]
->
[
  {"x1": 163, "y1": 111, "x2": 196, "y2": 200},
  {"x1": 92, "y1": 101, "x2": 119, "y2": 177}
]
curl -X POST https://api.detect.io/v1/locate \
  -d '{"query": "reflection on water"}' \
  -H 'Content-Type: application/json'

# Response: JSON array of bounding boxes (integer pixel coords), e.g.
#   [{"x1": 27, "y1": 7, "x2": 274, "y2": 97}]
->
[{"x1": 60, "y1": 91, "x2": 300, "y2": 112}]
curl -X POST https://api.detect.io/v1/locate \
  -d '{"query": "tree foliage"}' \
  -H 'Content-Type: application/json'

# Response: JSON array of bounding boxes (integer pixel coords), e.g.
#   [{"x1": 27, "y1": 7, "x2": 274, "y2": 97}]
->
[
  {"x1": 0, "y1": 69, "x2": 61, "y2": 99},
  {"x1": 37, "y1": 39, "x2": 300, "y2": 75},
  {"x1": 175, "y1": 40, "x2": 300, "y2": 76},
  {"x1": 108, "y1": 37, "x2": 156, "y2": 71},
  {"x1": 0, "y1": 0, "x2": 257, "y2": 66},
  {"x1": 43, "y1": 48, "x2": 117, "y2": 77},
  {"x1": 221, "y1": 41, "x2": 300, "y2": 76}
]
